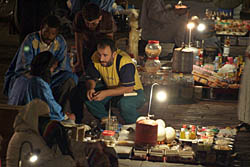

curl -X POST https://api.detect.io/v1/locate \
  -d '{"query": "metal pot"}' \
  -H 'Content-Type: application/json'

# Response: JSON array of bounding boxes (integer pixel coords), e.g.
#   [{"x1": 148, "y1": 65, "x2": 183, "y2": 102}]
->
[{"x1": 172, "y1": 47, "x2": 194, "y2": 73}]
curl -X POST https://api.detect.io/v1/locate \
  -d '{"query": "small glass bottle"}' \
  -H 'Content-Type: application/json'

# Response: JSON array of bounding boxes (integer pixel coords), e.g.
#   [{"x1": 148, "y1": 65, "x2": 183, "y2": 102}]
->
[
  {"x1": 199, "y1": 50, "x2": 204, "y2": 67},
  {"x1": 180, "y1": 128, "x2": 186, "y2": 139},
  {"x1": 185, "y1": 131, "x2": 190, "y2": 139},
  {"x1": 222, "y1": 37, "x2": 230, "y2": 63},
  {"x1": 190, "y1": 125, "x2": 196, "y2": 140}
]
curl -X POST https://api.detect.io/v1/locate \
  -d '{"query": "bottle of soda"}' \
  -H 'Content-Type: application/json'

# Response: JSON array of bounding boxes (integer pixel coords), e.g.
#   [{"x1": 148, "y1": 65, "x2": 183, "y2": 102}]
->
[
  {"x1": 222, "y1": 37, "x2": 230, "y2": 63},
  {"x1": 199, "y1": 50, "x2": 204, "y2": 67}
]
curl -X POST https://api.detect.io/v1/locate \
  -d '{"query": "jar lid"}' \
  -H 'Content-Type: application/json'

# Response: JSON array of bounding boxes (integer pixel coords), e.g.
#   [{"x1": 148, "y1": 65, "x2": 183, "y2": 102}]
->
[
  {"x1": 148, "y1": 40, "x2": 160, "y2": 44},
  {"x1": 102, "y1": 130, "x2": 115, "y2": 136}
]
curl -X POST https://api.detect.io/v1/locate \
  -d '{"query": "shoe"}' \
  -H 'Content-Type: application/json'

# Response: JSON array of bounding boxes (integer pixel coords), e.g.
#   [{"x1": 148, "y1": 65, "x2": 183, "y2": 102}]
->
[
  {"x1": 61, "y1": 119, "x2": 76, "y2": 127},
  {"x1": 236, "y1": 123, "x2": 250, "y2": 132}
]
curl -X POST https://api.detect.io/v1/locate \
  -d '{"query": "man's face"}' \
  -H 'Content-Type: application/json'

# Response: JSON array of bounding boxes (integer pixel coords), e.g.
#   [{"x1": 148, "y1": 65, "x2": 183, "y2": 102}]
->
[
  {"x1": 97, "y1": 45, "x2": 115, "y2": 67},
  {"x1": 41, "y1": 24, "x2": 58, "y2": 45},
  {"x1": 84, "y1": 16, "x2": 102, "y2": 31}
]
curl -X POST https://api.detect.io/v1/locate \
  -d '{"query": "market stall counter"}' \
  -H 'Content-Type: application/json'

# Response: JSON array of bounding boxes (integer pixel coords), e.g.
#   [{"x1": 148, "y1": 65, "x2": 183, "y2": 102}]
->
[{"x1": 114, "y1": 119, "x2": 236, "y2": 166}]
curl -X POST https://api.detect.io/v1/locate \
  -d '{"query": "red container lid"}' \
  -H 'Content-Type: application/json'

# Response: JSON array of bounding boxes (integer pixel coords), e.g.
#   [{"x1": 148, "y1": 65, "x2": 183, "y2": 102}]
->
[
  {"x1": 148, "y1": 40, "x2": 159, "y2": 44},
  {"x1": 102, "y1": 130, "x2": 115, "y2": 136}
]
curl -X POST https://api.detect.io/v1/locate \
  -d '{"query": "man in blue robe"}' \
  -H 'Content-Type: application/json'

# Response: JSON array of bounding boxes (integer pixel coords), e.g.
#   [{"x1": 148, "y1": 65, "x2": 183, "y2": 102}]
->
[
  {"x1": 8, "y1": 51, "x2": 70, "y2": 121},
  {"x1": 8, "y1": 51, "x2": 75, "y2": 157},
  {"x1": 4, "y1": 15, "x2": 78, "y2": 114}
]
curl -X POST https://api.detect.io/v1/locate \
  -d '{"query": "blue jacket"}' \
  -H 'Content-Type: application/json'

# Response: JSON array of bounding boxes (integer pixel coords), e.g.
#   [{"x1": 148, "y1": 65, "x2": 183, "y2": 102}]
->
[{"x1": 8, "y1": 75, "x2": 64, "y2": 121}]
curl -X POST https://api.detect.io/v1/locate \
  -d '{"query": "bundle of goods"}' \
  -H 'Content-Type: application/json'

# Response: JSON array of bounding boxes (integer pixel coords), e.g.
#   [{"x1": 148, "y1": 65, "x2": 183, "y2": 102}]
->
[
  {"x1": 192, "y1": 65, "x2": 239, "y2": 88},
  {"x1": 192, "y1": 65, "x2": 227, "y2": 88},
  {"x1": 215, "y1": 19, "x2": 249, "y2": 36}
]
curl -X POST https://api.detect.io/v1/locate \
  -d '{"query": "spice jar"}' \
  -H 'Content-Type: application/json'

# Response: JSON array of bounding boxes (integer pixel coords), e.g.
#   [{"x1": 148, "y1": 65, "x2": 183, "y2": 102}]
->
[
  {"x1": 145, "y1": 40, "x2": 162, "y2": 73},
  {"x1": 100, "y1": 130, "x2": 116, "y2": 147}
]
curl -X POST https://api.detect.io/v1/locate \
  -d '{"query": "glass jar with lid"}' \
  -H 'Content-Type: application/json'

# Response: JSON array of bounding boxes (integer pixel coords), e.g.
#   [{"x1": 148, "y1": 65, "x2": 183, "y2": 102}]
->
[
  {"x1": 144, "y1": 40, "x2": 162, "y2": 73},
  {"x1": 145, "y1": 40, "x2": 162, "y2": 58},
  {"x1": 100, "y1": 130, "x2": 116, "y2": 147}
]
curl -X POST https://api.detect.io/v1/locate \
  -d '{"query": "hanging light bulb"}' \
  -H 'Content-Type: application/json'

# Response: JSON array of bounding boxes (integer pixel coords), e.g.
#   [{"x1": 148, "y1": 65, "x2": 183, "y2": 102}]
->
[{"x1": 197, "y1": 23, "x2": 206, "y2": 32}]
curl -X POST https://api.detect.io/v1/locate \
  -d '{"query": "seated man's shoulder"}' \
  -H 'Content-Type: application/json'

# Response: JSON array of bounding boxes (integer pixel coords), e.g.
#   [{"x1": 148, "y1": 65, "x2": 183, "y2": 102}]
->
[
  {"x1": 24, "y1": 32, "x2": 39, "y2": 42},
  {"x1": 55, "y1": 34, "x2": 66, "y2": 43}
]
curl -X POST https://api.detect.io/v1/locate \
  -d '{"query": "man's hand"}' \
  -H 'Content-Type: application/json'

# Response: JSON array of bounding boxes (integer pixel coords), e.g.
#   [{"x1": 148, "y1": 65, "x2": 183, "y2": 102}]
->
[
  {"x1": 72, "y1": 62, "x2": 84, "y2": 73},
  {"x1": 87, "y1": 89, "x2": 96, "y2": 101},
  {"x1": 92, "y1": 90, "x2": 107, "y2": 101}
]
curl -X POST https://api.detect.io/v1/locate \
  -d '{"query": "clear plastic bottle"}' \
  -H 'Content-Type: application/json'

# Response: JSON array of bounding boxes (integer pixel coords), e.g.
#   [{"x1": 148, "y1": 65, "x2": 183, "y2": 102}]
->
[
  {"x1": 105, "y1": 116, "x2": 119, "y2": 132},
  {"x1": 214, "y1": 56, "x2": 220, "y2": 72}
]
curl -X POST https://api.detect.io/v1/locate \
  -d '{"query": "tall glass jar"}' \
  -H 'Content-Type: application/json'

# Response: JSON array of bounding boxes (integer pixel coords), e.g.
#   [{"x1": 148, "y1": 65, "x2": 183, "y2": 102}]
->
[
  {"x1": 145, "y1": 40, "x2": 162, "y2": 73},
  {"x1": 145, "y1": 40, "x2": 162, "y2": 58},
  {"x1": 144, "y1": 57, "x2": 161, "y2": 73}
]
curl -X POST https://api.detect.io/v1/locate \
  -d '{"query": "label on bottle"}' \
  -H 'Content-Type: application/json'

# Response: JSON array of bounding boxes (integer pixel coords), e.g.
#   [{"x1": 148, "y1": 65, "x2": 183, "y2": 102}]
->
[{"x1": 223, "y1": 47, "x2": 230, "y2": 56}]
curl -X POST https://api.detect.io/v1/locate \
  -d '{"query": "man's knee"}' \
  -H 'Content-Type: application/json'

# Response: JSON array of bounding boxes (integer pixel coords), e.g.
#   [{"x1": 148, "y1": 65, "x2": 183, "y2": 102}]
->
[
  {"x1": 63, "y1": 78, "x2": 76, "y2": 90},
  {"x1": 119, "y1": 97, "x2": 139, "y2": 124}
]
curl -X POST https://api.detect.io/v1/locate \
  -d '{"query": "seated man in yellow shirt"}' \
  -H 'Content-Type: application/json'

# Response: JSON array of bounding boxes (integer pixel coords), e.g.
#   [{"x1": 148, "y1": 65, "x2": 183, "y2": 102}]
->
[{"x1": 82, "y1": 38, "x2": 145, "y2": 124}]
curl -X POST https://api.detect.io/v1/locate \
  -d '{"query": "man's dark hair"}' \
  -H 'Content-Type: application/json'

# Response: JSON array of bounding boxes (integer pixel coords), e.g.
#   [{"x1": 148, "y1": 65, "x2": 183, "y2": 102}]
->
[
  {"x1": 30, "y1": 51, "x2": 57, "y2": 83},
  {"x1": 82, "y1": 3, "x2": 101, "y2": 21},
  {"x1": 40, "y1": 15, "x2": 61, "y2": 29},
  {"x1": 97, "y1": 38, "x2": 116, "y2": 53}
]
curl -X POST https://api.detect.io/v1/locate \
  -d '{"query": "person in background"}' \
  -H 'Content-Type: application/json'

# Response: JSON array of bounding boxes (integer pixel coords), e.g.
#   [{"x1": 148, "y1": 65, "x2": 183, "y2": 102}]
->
[
  {"x1": 6, "y1": 99, "x2": 76, "y2": 167},
  {"x1": 139, "y1": 0, "x2": 188, "y2": 59},
  {"x1": 4, "y1": 15, "x2": 78, "y2": 115},
  {"x1": 237, "y1": 45, "x2": 250, "y2": 131},
  {"x1": 72, "y1": 3, "x2": 116, "y2": 75},
  {"x1": 74, "y1": 38, "x2": 145, "y2": 124}
]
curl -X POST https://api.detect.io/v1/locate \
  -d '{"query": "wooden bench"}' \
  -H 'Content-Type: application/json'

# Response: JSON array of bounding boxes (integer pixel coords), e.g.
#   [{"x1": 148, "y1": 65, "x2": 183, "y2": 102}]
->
[{"x1": 0, "y1": 104, "x2": 22, "y2": 158}]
